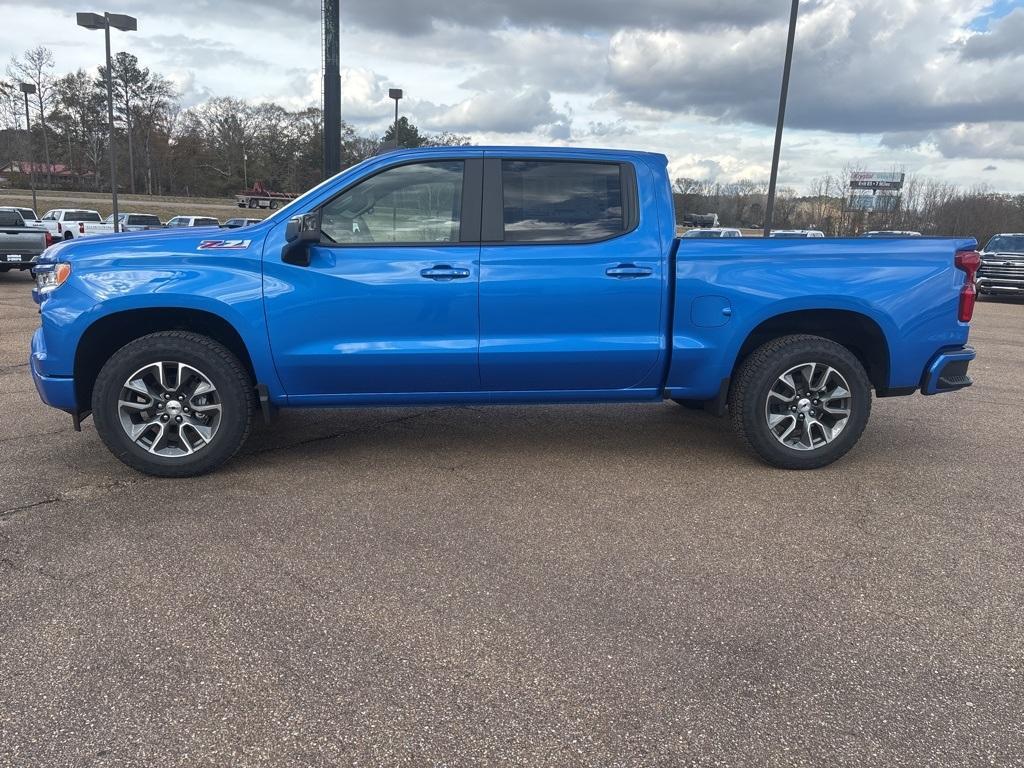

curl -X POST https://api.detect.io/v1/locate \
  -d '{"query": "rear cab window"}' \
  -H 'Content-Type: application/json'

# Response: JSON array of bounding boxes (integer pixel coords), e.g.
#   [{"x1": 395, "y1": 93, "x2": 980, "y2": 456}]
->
[{"x1": 65, "y1": 210, "x2": 102, "y2": 222}]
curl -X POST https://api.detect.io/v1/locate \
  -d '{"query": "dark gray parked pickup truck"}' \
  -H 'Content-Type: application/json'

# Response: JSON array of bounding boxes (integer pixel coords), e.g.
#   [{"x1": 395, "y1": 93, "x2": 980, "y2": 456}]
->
[
  {"x1": 977, "y1": 233, "x2": 1024, "y2": 296},
  {"x1": 0, "y1": 210, "x2": 47, "y2": 273}
]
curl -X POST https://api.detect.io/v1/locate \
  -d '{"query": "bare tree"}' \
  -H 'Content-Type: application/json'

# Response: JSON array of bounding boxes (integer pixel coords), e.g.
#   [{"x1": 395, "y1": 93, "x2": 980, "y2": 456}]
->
[{"x1": 7, "y1": 46, "x2": 56, "y2": 186}]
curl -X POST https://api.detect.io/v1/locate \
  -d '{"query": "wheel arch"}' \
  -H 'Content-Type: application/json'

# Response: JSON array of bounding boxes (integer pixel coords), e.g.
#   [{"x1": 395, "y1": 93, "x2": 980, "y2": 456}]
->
[
  {"x1": 731, "y1": 309, "x2": 892, "y2": 394},
  {"x1": 74, "y1": 307, "x2": 257, "y2": 411}
]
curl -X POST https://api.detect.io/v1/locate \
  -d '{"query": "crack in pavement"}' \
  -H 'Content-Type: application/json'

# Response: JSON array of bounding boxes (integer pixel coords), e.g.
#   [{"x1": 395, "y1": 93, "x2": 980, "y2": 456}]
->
[
  {"x1": 0, "y1": 427, "x2": 79, "y2": 445},
  {"x1": 0, "y1": 478, "x2": 140, "y2": 521},
  {"x1": 0, "y1": 497, "x2": 61, "y2": 520},
  {"x1": 244, "y1": 409, "x2": 439, "y2": 457}
]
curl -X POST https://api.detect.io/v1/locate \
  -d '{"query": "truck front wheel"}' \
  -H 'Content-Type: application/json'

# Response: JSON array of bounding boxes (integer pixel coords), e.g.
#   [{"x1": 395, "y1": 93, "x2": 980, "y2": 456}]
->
[
  {"x1": 92, "y1": 332, "x2": 255, "y2": 477},
  {"x1": 728, "y1": 335, "x2": 872, "y2": 469}
]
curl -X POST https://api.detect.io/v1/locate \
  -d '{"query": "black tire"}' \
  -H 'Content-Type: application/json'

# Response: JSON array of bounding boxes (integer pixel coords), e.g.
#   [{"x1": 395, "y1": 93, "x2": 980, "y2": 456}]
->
[
  {"x1": 728, "y1": 334, "x2": 871, "y2": 470},
  {"x1": 92, "y1": 331, "x2": 255, "y2": 477},
  {"x1": 63, "y1": 232, "x2": 73, "y2": 240}
]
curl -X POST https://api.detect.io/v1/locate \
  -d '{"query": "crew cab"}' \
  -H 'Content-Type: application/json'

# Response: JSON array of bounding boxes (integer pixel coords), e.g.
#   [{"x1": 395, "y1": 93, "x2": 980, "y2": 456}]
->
[
  {"x1": 40, "y1": 208, "x2": 115, "y2": 240},
  {"x1": 976, "y1": 233, "x2": 1024, "y2": 295},
  {"x1": 29, "y1": 146, "x2": 979, "y2": 477}
]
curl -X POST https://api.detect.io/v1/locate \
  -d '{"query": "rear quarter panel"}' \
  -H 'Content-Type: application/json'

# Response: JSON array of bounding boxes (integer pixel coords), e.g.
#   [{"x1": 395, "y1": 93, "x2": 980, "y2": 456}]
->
[{"x1": 667, "y1": 237, "x2": 977, "y2": 398}]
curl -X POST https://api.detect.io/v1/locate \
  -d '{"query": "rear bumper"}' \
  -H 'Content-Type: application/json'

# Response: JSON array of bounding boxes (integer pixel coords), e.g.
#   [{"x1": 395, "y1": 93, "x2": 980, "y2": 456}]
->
[
  {"x1": 0, "y1": 254, "x2": 42, "y2": 267},
  {"x1": 921, "y1": 346, "x2": 975, "y2": 396},
  {"x1": 30, "y1": 328, "x2": 77, "y2": 412}
]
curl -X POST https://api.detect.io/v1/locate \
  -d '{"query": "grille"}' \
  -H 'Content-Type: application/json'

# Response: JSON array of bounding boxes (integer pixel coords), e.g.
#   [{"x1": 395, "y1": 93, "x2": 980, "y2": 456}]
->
[{"x1": 979, "y1": 259, "x2": 1024, "y2": 280}]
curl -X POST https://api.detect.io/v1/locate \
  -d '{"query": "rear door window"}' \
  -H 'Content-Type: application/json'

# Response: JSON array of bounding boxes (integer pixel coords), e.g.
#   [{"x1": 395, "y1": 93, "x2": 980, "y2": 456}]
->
[{"x1": 499, "y1": 160, "x2": 629, "y2": 243}]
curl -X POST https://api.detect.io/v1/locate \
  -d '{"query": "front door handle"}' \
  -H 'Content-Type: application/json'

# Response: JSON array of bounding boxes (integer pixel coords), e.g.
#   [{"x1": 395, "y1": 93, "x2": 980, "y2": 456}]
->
[
  {"x1": 421, "y1": 265, "x2": 471, "y2": 280},
  {"x1": 606, "y1": 264, "x2": 653, "y2": 278}
]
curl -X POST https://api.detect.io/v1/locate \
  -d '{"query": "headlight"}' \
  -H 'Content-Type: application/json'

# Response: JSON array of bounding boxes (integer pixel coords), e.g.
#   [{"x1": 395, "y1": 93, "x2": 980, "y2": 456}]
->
[{"x1": 35, "y1": 262, "x2": 72, "y2": 295}]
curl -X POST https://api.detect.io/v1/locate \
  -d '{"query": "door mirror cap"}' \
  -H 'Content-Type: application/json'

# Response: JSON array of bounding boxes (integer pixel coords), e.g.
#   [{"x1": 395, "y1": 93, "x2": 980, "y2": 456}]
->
[{"x1": 285, "y1": 212, "x2": 320, "y2": 243}]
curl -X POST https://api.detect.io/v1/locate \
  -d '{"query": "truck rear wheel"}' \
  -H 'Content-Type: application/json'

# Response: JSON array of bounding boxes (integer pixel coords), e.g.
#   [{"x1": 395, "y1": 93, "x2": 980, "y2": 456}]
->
[
  {"x1": 728, "y1": 335, "x2": 871, "y2": 469},
  {"x1": 92, "y1": 332, "x2": 255, "y2": 477}
]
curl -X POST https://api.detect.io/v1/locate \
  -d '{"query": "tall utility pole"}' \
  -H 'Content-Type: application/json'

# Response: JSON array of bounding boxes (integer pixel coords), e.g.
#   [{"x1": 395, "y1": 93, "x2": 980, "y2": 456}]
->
[
  {"x1": 322, "y1": 0, "x2": 341, "y2": 178},
  {"x1": 77, "y1": 11, "x2": 137, "y2": 233},
  {"x1": 763, "y1": 0, "x2": 799, "y2": 238},
  {"x1": 19, "y1": 83, "x2": 37, "y2": 212}
]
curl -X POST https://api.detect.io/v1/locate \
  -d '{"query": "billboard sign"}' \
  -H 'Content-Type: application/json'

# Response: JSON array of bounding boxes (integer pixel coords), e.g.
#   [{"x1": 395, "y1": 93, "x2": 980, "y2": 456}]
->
[{"x1": 849, "y1": 171, "x2": 905, "y2": 191}]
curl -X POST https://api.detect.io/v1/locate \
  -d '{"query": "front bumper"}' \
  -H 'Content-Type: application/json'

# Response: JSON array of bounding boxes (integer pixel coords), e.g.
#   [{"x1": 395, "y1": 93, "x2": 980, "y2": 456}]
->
[
  {"x1": 30, "y1": 327, "x2": 77, "y2": 412},
  {"x1": 977, "y1": 277, "x2": 1024, "y2": 294},
  {"x1": 921, "y1": 346, "x2": 975, "y2": 396}
]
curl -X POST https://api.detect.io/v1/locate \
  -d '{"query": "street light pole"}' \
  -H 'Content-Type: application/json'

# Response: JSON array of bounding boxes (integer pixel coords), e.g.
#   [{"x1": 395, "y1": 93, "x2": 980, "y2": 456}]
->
[
  {"x1": 389, "y1": 88, "x2": 403, "y2": 150},
  {"x1": 763, "y1": 0, "x2": 799, "y2": 238},
  {"x1": 77, "y1": 11, "x2": 137, "y2": 234},
  {"x1": 102, "y1": 19, "x2": 118, "y2": 232},
  {"x1": 18, "y1": 83, "x2": 37, "y2": 212}
]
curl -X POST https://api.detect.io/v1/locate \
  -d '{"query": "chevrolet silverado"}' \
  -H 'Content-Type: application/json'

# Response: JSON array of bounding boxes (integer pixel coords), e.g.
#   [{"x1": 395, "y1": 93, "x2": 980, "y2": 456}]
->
[{"x1": 30, "y1": 147, "x2": 979, "y2": 476}]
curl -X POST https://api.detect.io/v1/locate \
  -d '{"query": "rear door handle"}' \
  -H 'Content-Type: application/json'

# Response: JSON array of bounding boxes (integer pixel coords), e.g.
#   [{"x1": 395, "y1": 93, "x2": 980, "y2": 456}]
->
[
  {"x1": 421, "y1": 265, "x2": 471, "y2": 280},
  {"x1": 606, "y1": 264, "x2": 653, "y2": 278}
]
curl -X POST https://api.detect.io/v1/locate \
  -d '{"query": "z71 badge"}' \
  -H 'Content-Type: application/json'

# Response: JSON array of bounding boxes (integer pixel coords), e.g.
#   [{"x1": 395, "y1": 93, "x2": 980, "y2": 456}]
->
[{"x1": 197, "y1": 239, "x2": 251, "y2": 250}]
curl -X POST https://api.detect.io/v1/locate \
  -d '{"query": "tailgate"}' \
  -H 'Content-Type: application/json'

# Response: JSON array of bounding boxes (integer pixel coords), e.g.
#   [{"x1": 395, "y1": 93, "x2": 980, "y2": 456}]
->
[{"x1": 0, "y1": 229, "x2": 46, "y2": 256}]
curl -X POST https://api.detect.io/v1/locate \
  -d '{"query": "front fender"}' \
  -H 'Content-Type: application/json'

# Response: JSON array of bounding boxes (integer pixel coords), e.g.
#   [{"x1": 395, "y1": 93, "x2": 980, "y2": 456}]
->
[{"x1": 36, "y1": 254, "x2": 284, "y2": 398}]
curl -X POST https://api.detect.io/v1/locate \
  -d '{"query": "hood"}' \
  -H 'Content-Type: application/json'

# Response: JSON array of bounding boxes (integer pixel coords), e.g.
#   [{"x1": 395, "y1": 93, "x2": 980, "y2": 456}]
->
[{"x1": 35, "y1": 224, "x2": 270, "y2": 266}]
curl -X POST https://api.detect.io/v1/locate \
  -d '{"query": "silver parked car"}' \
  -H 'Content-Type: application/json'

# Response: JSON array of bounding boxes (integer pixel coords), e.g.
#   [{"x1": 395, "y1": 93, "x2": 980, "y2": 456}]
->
[
  {"x1": 105, "y1": 212, "x2": 164, "y2": 232},
  {"x1": 166, "y1": 215, "x2": 220, "y2": 228}
]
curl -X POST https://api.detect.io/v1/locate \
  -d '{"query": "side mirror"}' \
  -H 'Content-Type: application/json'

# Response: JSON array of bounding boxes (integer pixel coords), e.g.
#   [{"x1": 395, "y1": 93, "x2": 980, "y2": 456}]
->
[{"x1": 282, "y1": 212, "x2": 320, "y2": 266}]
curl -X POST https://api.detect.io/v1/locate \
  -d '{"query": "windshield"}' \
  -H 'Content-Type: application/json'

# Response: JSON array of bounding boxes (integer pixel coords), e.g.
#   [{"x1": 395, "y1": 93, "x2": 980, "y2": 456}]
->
[{"x1": 984, "y1": 235, "x2": 1024, "y2": 253}]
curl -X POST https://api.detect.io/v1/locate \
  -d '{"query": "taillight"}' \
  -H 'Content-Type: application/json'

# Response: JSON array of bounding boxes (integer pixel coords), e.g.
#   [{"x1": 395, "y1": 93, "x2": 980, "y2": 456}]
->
[
  {"x1": 79, "y1": 222, "x2": 85, "y2": 234},
  {"x1": 955, "y1": 249, "x2": 981, "y2": 323},
  {"x1": 57, "y1": 222, "x2": 62, "y2": 233},
  {"x1": 44, "y1": 231, "x2": 54, "y2": 247}
]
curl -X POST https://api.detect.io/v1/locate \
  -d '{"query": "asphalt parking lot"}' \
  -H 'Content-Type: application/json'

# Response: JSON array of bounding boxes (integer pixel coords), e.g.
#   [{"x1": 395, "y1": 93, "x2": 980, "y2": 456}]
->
[{"x1": 1, "y1": 269, "x2": 1022, "y2": 767}]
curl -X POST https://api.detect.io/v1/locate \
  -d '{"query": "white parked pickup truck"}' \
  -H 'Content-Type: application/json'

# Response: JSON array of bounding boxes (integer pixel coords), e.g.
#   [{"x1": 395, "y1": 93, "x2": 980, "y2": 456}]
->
[{"x1": 40, "y1": 209, "x2": 116, "y2": 240}]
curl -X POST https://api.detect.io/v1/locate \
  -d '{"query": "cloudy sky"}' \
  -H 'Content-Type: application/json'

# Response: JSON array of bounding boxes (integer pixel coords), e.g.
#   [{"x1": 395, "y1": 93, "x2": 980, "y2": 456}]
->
[{"x1": 3, "y1": 0, "x2": 1024, "y2": 192}]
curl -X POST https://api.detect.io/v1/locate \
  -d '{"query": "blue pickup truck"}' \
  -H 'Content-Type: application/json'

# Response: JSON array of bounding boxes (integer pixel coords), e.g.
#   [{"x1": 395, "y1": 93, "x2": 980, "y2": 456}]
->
[{"x1": 30, "y1": 146, "x2": 979, "y2": 476}]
